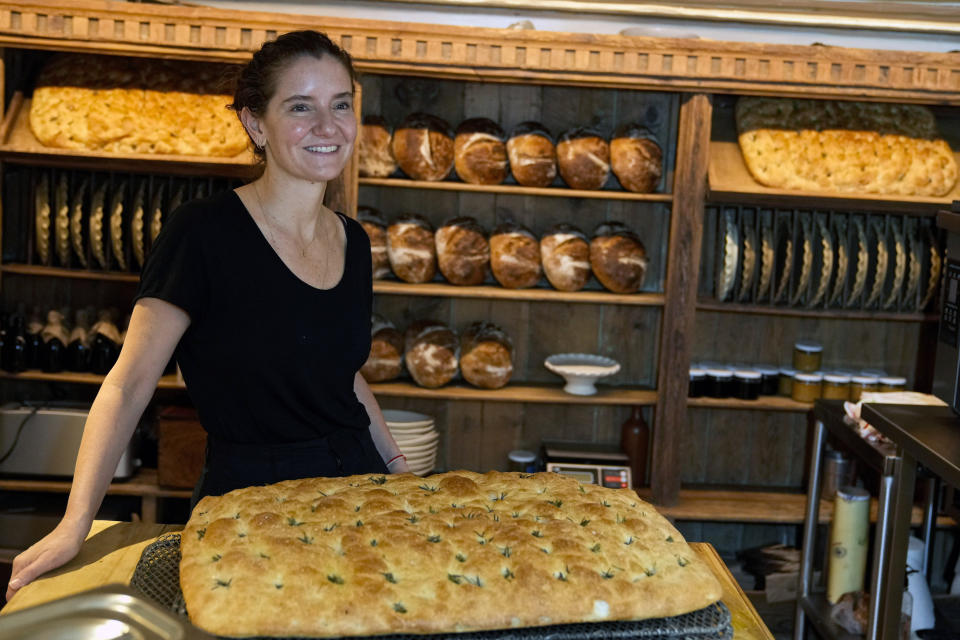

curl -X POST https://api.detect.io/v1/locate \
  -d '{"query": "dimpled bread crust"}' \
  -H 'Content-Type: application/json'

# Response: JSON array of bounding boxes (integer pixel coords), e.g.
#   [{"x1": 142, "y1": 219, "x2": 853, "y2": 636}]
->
[
  {"x1": 736, "y1": 97, "x2": 957, "y2": 197},
  {"x1": 180, "y1": 471, "x2": 722, "y2": 638},
  {"x1": 29, "y1": 54, "x2": 247, "y2": 157}
]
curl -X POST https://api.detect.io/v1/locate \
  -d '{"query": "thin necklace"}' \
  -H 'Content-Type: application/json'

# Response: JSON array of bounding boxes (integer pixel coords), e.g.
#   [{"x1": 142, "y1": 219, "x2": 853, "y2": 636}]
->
[{"x1": 253, "y1": 183, "x2": 322, "y2": 261}]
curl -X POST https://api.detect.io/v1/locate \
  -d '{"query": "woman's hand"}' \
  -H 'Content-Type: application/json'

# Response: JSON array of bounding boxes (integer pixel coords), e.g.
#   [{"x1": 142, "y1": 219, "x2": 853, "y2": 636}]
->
[{"x1": 6, "y1": 518, "x2": 88, "y2": 601}]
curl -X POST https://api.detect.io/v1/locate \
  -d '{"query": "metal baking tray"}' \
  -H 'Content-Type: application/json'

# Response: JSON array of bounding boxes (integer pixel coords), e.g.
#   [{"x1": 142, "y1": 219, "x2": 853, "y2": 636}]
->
[
  {"x1": 0, "y1": 583, "x2": 215, "y2": 639},
  {"x1": 130, "y1": 534, "x2": 732, "y2": 640}
]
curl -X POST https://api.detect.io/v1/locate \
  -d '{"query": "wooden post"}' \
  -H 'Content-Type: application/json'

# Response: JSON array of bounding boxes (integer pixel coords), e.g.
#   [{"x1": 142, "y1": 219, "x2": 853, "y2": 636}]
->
[{"x1": 651, "y1": 93, "x2": 712, "y2": 506}]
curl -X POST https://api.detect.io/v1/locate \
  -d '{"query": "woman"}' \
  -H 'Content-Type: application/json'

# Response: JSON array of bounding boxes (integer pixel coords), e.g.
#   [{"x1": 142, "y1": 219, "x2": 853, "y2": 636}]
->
[{"x1": 6, "y1": 30, "x2": 407, "y2": 601}]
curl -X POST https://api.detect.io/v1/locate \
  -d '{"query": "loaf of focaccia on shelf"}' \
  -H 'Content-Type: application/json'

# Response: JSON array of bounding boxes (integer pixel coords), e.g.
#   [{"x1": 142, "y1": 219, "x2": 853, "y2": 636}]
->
[
  {"x1": 736, "y1": 97, "x2": 958, "y2": 197},
  {"x1": 29, "y1": 54, "x2": 248, "y2": 157},
  {"x1": 181, "y1": 471, "x2": 722, "y2": 638}
]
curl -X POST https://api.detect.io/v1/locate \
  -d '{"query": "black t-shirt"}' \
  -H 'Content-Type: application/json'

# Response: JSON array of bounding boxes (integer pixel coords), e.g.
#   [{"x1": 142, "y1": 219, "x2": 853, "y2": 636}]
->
[{"x1": 136, "y1": 190, "x2": 373, "y2": 444}]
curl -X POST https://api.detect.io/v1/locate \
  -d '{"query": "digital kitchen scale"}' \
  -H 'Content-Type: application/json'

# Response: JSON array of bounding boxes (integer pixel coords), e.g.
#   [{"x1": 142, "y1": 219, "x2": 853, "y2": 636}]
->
[{"x1": 540, "y1": 441, "x2": 632, "y2": 489}]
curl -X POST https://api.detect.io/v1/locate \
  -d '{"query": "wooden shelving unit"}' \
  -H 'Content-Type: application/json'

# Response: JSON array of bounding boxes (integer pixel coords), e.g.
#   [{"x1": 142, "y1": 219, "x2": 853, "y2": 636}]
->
[
  {"x1": 687, "y1": 395, "x2": 812, "y2": 412},
  {"x1": 358, "y1": 176, "x2": 673, "y2": 201},
  {"x1": 696, "y1": 300, "x2": 938, "y2": 323},
  {"x1": 0, "y1": 370, "x2": 183, "y2": 389}
]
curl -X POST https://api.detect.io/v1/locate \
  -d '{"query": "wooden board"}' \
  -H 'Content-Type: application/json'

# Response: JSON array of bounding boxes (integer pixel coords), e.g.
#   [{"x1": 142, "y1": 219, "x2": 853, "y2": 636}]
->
[{"x1": 359, "y1": 177, "x2": 674, "y2": 201}]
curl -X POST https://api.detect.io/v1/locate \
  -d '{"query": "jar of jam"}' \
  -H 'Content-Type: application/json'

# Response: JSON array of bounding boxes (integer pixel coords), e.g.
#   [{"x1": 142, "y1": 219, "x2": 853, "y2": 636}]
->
[
  {"x1": 734, "y1": 370, "x2": 762, "y2": 400},
  {"x1": 792, "y1": 372, "x2": 823, "y2": 403},
  {"x1": 778, "y1": 367, "x2": 797, "y2": 397},
  {"x1": 878, "y1": 376, "x2": 907, "y2": 392},
  {"x1": 793, "y1": 341, "x2": 823, "y2": 373},
  {"x1": 689, "y1": 367, "x2": 707, "y2": 397},
  {"x1": 822, "y1": 374, "x2": 851, "y2": 400},
  {"x1": 706, "y1": 368, "x2": 734, "y2": 398},
  {"x1": 755, "y1": 365, "x2": 780, "y2": 396},
  {"x1": 849, "y1": 376, "x2": 878, "y2": 401}
]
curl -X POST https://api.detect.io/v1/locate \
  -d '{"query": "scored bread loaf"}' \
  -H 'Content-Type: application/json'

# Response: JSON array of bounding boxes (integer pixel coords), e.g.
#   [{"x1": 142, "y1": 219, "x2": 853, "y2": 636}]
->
[
  {"x1": 490, "y1": 222, "x2": 541, "y2": 289},
  {"x1": 541, "y1": 223, "x2": 592, "y2": 292},
  {"x1": 361, "y1": 314, "x2": 405, "y2": 383},
  {"x1": 392, "y1": 113, "x2": 455, "y2": 182},
  {"x1": 358, "y1": 206, "x2": 391, "y2": 280},
  {"x1": 404, "y1": 319, "x2": 459, "y2": 388},
  {"x1": 358, "y1": 115, "x2": 398, "y2": 178},
  {"x1": 180, "y1": 470, "x2": 723, "y2": 638},
  {"x1": 610, "y1": 124, "x2": 662, "y2": 193},
  {"x1": 506, "y1": 122, "x2": 557, "y2": 187},
  {"x1": 454, "y1": 118, "x2": 508, "y2": 185},
  {"x1": 387, "y1": 214, "x2": 437, "y2": 283},
  {"x1": 460, "y1": 321, "x2": 513, "y2": 389},
  {"x1": 557, "y1": 127, "x2": 610, "y2": 190},
  {"x1": 29, "y1": 54, "x2": 247, "y2": 157},
  {"x1": 435, "y1": 217, "x2": 490, "y2": 286},
  {"x1": 590, "y1": 222, "x2": 647, "y2": 294}
]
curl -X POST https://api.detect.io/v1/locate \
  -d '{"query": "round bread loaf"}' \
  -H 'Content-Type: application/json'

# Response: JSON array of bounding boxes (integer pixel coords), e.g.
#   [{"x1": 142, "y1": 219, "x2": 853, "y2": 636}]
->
[
  {"x1": 490, "y1": 222, "x2": 541, "y2": 289},
  {"x1": 391, "y1": 113, "x2": 455, "y2": 182},
  {"x1": 404, "y1": 319, "x2": 459, "y2": 388},
  {"x1": 610, "y1": 123, "x2": 662, "y2": 193},
  {"x1": 454, "y1": 118, "x2": 508, "y2": 185},
  {"x1": 506, "y1": 122, "x2": 557, "y2": 187},
  {"x1": 460, "y1": 321, "x2": 513, "y2": 389},
  {"x1": 358, "y1": 115, "x2": 397, "y2": 178},
  {"x1": 358, "y1": 206, "x2": 391, "y2": 280},
  {"x1": 435, "y1": 216, "x2": 489, "y2": 286},
  {"x1": 387, "y1": 214, "x2": 437, "y2": 283},
  {"x1": 590, "y1": 221, "x2": 647, "y2": 293},
  {"x1": 556, "y1": 127, "x2": 610, "y2": 190},
  {"x1": 360, "y1": 315, "x2": 404, "y2": 382},
  {"x1": 540, "y1": 223, "x2": 592, "y2": 292}
]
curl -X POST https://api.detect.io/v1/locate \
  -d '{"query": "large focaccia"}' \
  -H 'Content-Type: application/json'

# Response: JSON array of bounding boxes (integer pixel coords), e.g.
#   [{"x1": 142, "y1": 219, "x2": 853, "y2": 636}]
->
[
  {"x1": 180, "y1": 471, "x2": 722, "y2": 638},
  {"x1": 30, "y1": 54, "x2": 247, "y2": 157},
  {"x1": 736, "y1": 97, "x2": 958, "y2": 197}
]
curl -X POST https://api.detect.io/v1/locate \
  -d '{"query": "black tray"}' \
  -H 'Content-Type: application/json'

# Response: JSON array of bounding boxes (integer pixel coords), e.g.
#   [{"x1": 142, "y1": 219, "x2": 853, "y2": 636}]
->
[{"x1": 130, "y1": 534, "x2": 732, "y2": 640}]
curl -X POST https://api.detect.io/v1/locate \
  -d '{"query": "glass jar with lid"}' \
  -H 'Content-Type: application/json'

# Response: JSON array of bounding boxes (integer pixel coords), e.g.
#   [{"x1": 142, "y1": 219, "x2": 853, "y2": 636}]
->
[
  {"x1": 822, "y1": 374, "x2": 852, "y2": 400},
  {"x1": 705, "y1": 368, "x2": 734, "y2": 398},
  {"x1": 734, "y1": 370, "x2": 762, "y2": 400},
  {"x1": 688, "y1": 367, "x2": 707, "y2": 397},
  {"x1": 792, "y1": 372, "x2": 823, "y2": 403},
  {"x1": 878, "y1": 376, "x2": 907, "y2": 392},
  {"x1": 778, "y1": 366, "x2": 797, "y2": 397},
  {"x1": 755, "y1": 365, "x2": 780, "y2": 396},
  {"x1": 793, "y1": 341, "x2": 823, "y2": 372},
  {"x1": 849, "y1": 376, "x2": 879, "y2": 401}
]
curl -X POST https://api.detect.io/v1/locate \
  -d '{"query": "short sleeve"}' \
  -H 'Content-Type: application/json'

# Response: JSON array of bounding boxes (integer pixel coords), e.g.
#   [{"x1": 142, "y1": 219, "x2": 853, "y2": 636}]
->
[{"x1": 135, "y1": 201, "x2": 208, "y2": 321}]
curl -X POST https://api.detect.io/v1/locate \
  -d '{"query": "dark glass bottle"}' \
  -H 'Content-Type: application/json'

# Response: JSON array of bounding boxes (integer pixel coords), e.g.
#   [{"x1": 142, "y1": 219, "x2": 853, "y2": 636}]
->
[
  {"x1": 91, "y1": 333, "x2": 119, "y2": 375},
  {"x1": 42, "y1": 336, "x2": 65, "y2": 373},
  {"x1": 67, "y1": 337, "x2": 91, "y2": 372},
  {"x1": 1, "y1": 315, "x2": 27, "y2": 373},
  {"x1": 620, "y1": 406, "x2": 650, "y2": 488},
  {"x1": 25, "y1": 326, "x2": 43, "y2": 370}
]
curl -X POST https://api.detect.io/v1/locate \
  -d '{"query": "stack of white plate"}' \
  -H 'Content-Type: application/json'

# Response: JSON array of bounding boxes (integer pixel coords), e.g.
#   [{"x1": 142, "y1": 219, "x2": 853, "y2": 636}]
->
[{"x1": 382, "y1": 410, "x2": 439, "y2": 476}]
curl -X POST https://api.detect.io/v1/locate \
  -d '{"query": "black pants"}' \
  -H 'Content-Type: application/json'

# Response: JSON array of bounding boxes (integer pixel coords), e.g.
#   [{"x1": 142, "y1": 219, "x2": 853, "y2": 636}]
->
[{"x1": 190, "y1": 428, "x2": 388, "y2": 508}]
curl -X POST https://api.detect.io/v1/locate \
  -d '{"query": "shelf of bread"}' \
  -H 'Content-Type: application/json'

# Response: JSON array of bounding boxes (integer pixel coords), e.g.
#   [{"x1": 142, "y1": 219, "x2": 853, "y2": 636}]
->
[
  {"x1": 374, "y1": 280, "x2": 665, "y2": 306},
  {"x1": 368, "y1": 381, "x2": 657, "y2": 405},
  {"x1": 696, "y1": 299, "x2": 937, "y2": 323},
  {"x1": 687, "y1": 395, "x2": 812, "y2": 412},
  {"x1": 0, "y1": 93, "x2": 258, "y2": 178},
  {"x1": 359, "y1": 177, "x2": 672, "y2": 202},
  {"x1": 0, "y1": 370, "x2": 184, "y2": 389}
]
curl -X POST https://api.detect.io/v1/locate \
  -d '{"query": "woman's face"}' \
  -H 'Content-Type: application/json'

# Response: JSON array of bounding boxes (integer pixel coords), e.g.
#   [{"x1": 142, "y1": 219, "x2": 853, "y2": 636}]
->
[{"x1": 250, "y1": 54, "x2": 357, "y2": 185}]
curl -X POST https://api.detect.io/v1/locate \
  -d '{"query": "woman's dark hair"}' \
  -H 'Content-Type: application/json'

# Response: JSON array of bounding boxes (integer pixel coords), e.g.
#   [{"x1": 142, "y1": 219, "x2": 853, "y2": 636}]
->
[{"x1": 231, "y1": 30, "x2": 356, "y2": 155}]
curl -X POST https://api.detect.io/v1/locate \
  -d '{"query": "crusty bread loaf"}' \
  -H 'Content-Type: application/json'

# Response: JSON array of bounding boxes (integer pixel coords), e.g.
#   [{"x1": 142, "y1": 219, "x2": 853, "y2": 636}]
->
[
  {"x1": 435, "y1": 216, "x2": 490, "y2": 286},
  {"x1": 610, "y1": 124, "x2": 662, "y2": 193},
  {"x1": 735, "y1": 97, "x2": 958, "y2": 196},
  {"x1": 590, "y1": 222, "x2": 647, "y2": 294},
  {"x1": 358, "y1": 206, "x2": 391, "y2": 280},
  {"x1": 454, "y1": 118, "x2": 508, "y2": 185},
  {"x1": 361, "y1": 314, "x2": 404, "y2": 383},
  {"x1": 387, "y1": 214, "x2": 437, "y2": 283},
  {"x1": 404, "y1": 319, "x2": 458, "y2": 388},
  {"x1": 557, "y1": 127, "x2": 610, "y2": 190},
  {"x1": 180, "y1": 470, "x2": 723, "y2": 638},
  {"x1": 460, "y1": 321, "x2": 513, "y2": 389},
  {"x1": 541, "y1": 223, "x2": 592, "y2": 292},
  {"x1": 29, "y1": 54, "x2": 247, "y2": 157},
  {"x1": 392, "y1": 113, "x2": 455, "y2": 182},
  {"x1": 490, "y1": 222, "x2": 541, "y2": 289},
  {"x1": 358, "y1": 115, "x2": 398, "y2": 178},
  {"x1": 506, "y1": 122, "x2": 557, "y2": 187}
]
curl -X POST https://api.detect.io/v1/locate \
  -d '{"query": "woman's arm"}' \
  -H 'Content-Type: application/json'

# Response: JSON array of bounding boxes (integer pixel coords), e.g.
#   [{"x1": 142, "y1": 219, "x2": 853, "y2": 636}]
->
[
  {"x1": 354, "y1": 372, "x2": 409, "y2": 474},
  {"x1": 5, "y1": 298, "x2": 190, "y2": 601}
]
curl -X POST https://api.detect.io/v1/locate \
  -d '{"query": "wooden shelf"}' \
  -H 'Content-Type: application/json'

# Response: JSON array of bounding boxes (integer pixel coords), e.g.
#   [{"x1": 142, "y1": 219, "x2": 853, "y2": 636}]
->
[
  {"x1": 359, "y1": 177, "x2": 673, "y2": 202},
  {"x1": 1, "y1": 264, "x2": 140, "y2": 282},
  {"x1": 707, "y1": 137, "x2": 960, "y2": 213},
  {"x1": 0, "y1": 370, "x2": 184, "y2": 389},
  {"x1": 0, "y1": 93, "x2": 258, "y2": 179},
  {"x1": 638, "y1": 488, "x2": 956, "y2": 526},
  {"x1": 374, "y1": 280, "x2": 664, "y2": 306},
  {"x1": 687, "y1": 395, "x2": 812, "y2": 412},
  {"x1": 697, "y1": 300, "x2": 938, "y2": 323},
  {"x1": 369, "y1": 381, "x2": 656, "y2": 405},
  {"x1": 0, "y1": 468, "x2": 192, "y2": 500}
]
